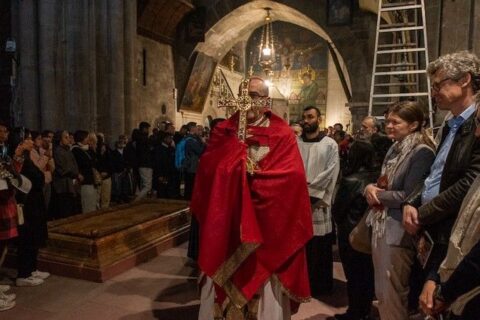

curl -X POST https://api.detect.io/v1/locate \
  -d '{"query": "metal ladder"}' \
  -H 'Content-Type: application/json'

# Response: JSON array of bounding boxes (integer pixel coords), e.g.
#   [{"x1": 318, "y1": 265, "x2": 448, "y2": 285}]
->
[{"x1": 368, "y1": 0, "x2": 433, "y2": 128}]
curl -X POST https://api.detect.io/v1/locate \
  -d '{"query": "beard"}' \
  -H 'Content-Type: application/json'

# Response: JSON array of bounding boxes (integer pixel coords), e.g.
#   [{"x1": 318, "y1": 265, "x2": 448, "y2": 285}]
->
[{"x1": 302, "y1": 121, "x2": 319, "y2": 134}]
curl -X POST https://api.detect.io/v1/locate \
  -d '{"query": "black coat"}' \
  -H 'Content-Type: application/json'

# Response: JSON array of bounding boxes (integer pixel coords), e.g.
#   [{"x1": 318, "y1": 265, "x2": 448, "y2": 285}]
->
[
  {"x1": 405, "y1": 112, "x2": 480, "y2": 279},
  {"x1": 135, "y1": 133, "x2": 153, "y2": 168},
  {"x1": 332, "y1": 168, "x2": 379, "y2": 240},
  {"x1": 441, "y1": 237, "x2": 480, "y2": 303},
  {"x1": 111, "y1": 149, "x2": 128, "y2": 173},
  {"x1": 71, "y1": 145, "x2": 96, "y2": 185},
  {"x1": 16, "y1": 157, "x2": 48, "y2": 248},
  {"x1": 52, "y1": 144, "x2": 79, "y2": 194}
]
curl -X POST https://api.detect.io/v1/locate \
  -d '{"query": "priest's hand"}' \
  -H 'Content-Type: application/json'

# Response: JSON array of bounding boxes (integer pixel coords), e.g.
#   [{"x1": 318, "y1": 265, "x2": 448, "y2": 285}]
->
[{"x1": 403, "y1": 204, "x2": 420, "y2": 235}]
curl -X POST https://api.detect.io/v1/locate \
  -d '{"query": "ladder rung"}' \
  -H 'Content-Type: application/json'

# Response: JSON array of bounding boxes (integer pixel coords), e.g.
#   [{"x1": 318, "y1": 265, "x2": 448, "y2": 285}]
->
[
  {"x1": 377, "y1": 48, "x2": 427, "y2": 54},
  {"x1": 375, "y1": 82, "x2": 418, "y2": 87},
  {"x1": 378, "y1": 43, "x2": 416, "y2": 49},
  {"x1": 379, "y1": 26, "x2": 424, "y2": 32},
  {"x1": 382, "y1": 1, "x2": 417, "y2": 8},
  {"x1": 380, "y1": 22, "x2": 416, "y2": 28},
  {"x1": 381, "y1": 4, "x2": 422, "y2": 12},
  {"x1": 373, "y1": 93, "x2": 429, "y2": 98},
  {"x1": 374, "y1": 70, "x2": 427, "y2": 76},
  {"x1": 372, "y1": 101, "x2": 395, "y2": 106},
  {"x1": 376, "y1": 63, "x2": 417, "y2": 68}
]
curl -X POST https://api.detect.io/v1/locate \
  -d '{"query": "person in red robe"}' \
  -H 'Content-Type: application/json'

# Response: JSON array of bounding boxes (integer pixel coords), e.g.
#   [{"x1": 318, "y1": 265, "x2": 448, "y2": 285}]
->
[{"x1": 191, "y1": 77, "x2": 313, "y2": 319}]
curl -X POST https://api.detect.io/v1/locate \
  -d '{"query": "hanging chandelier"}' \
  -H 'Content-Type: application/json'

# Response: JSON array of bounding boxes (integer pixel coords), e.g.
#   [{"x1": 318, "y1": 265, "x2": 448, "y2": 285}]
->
[{"x1": 258, "y1": 8, "x2": 275, "y2": 76}]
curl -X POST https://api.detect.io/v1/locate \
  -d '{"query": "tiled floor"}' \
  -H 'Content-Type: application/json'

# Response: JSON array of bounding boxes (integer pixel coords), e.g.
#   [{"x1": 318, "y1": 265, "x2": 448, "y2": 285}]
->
[{"x1": 1, "y1": 243, "x2": 351, "y2": 320}]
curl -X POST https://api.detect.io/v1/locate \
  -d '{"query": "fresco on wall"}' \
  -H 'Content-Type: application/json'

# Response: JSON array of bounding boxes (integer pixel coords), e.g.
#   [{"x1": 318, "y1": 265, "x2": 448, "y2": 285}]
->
[
  {"x1": 180, "y1": 52, "x2": 217, "y2": 113},
  {"x1": 247, "y1": 22, "x2": 328, "y2": 123}
]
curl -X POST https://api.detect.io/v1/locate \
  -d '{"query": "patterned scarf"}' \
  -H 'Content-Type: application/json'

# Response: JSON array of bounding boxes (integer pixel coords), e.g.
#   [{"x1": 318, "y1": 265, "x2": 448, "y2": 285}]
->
[
  {"x1": 366, "y1": 132, "x2": 424, "y2": 245},
  {"x1": 439, "y1": 176, "x2": 480, "y2": 315}
]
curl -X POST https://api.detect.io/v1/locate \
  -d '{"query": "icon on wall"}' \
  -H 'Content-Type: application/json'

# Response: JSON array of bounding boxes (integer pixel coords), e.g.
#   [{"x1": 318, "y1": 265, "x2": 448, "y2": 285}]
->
[{"x1": 327, "y1": 0, "x2": 353, "y2": 26}]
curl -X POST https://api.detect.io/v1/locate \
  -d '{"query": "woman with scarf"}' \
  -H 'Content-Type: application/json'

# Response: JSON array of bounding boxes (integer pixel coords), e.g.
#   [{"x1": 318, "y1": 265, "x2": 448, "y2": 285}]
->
[{"x1": 363, "y1": 101, "x2": 436, "y2": 319}]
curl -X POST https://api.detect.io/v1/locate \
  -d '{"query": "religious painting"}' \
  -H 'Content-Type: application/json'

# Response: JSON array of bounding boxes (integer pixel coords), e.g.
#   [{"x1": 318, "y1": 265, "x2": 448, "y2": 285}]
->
[
  {"x1": 180, "y1": 52, "x2": 217, "y2": 113},
  {"x1": 327, "y1": 0, "x2": 353, "y2": 26},
  {"x1": 246, "y1": 22, "x2": 328, "y2": 124}
]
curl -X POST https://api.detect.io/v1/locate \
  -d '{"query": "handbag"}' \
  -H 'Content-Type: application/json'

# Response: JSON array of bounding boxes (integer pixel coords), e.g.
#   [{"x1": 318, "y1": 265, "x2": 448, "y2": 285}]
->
[{"x1": 349, "y1": 211, "x2": 372, "y2": 254}]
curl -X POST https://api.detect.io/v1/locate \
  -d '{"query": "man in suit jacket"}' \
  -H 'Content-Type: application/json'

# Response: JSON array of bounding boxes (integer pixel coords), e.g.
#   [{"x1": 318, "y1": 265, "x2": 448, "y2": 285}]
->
[{"x1": 402, "y1": 51, "x2": 480, "y2": 315}]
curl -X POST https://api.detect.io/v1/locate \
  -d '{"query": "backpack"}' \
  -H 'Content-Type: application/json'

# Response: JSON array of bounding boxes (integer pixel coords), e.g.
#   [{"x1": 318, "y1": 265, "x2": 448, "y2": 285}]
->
[{"x1": 175, "y1": 137, "x2": 193, "y2": 170}]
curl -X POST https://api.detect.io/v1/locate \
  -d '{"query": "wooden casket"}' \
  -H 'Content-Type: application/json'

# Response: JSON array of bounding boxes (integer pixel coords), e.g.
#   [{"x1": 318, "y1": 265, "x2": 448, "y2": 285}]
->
[{"x1": 38, "y1": 199, "x2": 190, "y2": 282}]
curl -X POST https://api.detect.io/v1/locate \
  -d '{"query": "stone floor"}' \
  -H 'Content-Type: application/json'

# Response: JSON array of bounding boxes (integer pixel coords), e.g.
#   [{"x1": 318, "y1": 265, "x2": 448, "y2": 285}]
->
[{"x1": 1, "y1": 243, "x2": 352, "y2": 320}]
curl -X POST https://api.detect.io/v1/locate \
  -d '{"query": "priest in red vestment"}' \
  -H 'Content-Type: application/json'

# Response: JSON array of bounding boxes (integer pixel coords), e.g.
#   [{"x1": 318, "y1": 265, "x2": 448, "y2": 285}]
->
[{"x1": 191, "y1": 77, "x2": 313, "y2": 320}]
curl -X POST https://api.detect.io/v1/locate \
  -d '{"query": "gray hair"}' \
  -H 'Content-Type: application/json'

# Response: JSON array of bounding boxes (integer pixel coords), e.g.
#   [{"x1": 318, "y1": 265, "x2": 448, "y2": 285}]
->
[
  {"x1": 362, "y1": 116, "x2": 380, "y2": 131},
  {"x1": 427, "y1": 51, "x2": 480, "y2": 92}
]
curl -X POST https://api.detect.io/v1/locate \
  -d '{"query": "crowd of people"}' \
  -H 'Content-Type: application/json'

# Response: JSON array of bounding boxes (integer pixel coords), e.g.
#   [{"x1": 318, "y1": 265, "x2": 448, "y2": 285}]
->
[
  {"x1": 0, "y1": 118, "x2": 220, "y2": 311},
  {"x1": 2, "y1": 50, "x2": 480, "y2": 320},
  {"x1": 191, "y1": 51, "x2": 480, "y2": 320}
]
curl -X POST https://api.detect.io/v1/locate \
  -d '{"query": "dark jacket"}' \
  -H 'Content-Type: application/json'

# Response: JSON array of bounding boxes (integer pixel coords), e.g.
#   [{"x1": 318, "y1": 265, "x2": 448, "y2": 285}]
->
[
  {"x1": 96, "y1": 144, "x2": 113, "y2": 178},
  {"x1": 71, "y1": 145, "x2": 96, "y2": 186},
  {"x1": 155, "y1": 143, "x2": 176, "y2": 180},
  {"x1": 185, "y1": 135, "x2": 205, "y2": 174},
  {"x1": 52, "y1": 145, "x2": 79, "y2": 194},
  {"x1": 111, "y1": 149, "x2": 128, "y2": 173},
  {"x1": 332, "y1": 168, "x2": 379, "y2": 239},
  {"x1": 405, "y1": 112, "x2": 480, "y2": 278},
  {"x1": 441, "y1": 238, "x2": 480, "y2": 303},
  {"x1": 16, "y1": 156, "x2": 48, "y2": 247},
  {"x1": 136, "y1": 132, "x2": 153, "y2": 168}
]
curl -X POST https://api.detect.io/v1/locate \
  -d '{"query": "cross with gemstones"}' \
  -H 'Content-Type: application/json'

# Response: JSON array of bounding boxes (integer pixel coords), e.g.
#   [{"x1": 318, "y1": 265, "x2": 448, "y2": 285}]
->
[{"x1": 218, "y1": 79, "x2": 265, "y2": 141}]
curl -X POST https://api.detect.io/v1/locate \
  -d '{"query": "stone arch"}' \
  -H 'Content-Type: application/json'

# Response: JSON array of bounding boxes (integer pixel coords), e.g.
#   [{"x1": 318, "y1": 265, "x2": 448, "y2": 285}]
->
[
  {"x1": 178, "y1": 0, "x2": 356, "y2": 126},
  {"x1": 195, "y1": 0, "x2": 351, "y2": 93}
]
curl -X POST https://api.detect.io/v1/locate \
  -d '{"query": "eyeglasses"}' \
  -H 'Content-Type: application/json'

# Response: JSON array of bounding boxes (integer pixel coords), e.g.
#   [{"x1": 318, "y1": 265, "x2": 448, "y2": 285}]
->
[{"x1": 431, "y1": 77, "x2": 453, "y2": 92}]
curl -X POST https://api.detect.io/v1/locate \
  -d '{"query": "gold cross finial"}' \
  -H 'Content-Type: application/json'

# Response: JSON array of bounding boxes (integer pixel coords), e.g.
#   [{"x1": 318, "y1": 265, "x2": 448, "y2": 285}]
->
[
  {"x1": 218, "y1": 79, "x2": 251, "y2": 141},
  {"x1": 218, "y1": 78, "x2": 269, "y2": 141}
]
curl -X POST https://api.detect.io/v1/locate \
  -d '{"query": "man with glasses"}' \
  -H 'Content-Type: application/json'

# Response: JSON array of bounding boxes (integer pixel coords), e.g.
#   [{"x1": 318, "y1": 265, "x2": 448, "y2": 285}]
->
[
  {"x1": 402, "y1": 51, "x2": 480, "y2": 318},
  {"x1": 192, "y1": 77, "x2": 313, "y2": 320}
]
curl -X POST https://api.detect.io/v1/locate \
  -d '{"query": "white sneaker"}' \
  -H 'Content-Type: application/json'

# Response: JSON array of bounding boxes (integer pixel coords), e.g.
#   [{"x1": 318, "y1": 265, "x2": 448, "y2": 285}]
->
[
  {"x1": 0, "y1": 285, "x2": 10, "y2": 292},
  {"x1": 31, "y1": 270, "x2": 50, "y2": 280},
  {"x1": 16, "y1": 276, "x2": 44, "y2": 287},
  {"x1": 0, "y1": 298, "x2": 15, "y2": 311},
  {"x1": 0, "y1": 292, "x2": 15, "y2": 303}
]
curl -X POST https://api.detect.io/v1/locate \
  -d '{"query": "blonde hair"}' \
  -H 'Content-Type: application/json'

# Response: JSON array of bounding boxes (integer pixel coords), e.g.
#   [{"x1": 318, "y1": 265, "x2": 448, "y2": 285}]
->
[{"x1": 87, "y1": 132, "x2": 97, "y2": 147}]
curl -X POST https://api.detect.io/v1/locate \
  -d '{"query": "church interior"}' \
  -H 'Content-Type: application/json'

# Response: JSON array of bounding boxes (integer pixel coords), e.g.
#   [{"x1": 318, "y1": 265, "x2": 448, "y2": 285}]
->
[{"x1": 0, "y1": 0, "x2": 479, "y2": 319}]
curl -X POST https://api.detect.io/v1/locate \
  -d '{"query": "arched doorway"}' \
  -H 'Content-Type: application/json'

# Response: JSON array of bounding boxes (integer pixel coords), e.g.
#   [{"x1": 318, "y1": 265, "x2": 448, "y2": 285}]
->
[{"x1": 178, "y1": 0, "x2": 352, "y2": 128}]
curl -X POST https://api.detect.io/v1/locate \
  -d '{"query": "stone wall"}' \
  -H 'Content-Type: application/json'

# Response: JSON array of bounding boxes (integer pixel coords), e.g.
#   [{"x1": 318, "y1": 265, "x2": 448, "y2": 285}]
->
[
  {"x1": 134, "y1": 35, "x2": 176, "y2": 132},
  {"x1": 11, "y1": 0, "x2": 137, "y2": 143},
  {"x1": 174, "y1": 0, "x2": 378, "y2": 110}
]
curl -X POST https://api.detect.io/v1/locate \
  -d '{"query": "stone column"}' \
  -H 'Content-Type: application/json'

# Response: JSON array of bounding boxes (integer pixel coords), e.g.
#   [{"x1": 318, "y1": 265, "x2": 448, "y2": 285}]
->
[
  {"x1": 18, "y1": 0, "x2": 39, "y2": 129},
  {"x1": 38, "y1": 0, "x2": 63, "y2": 130},
  {"x1": 124, "y1": 0, "x2": 136, "y2": 136},
  {"x1": 95, "y1": 0, "x2": 109, "y2": 135},
  {"x1": 107, "y1": 0, "x2": 125, "y2": 142},
  {"x1": 64, "y1": 0, "x2": 96, "y2": 131},
  {"x1": 440, "y1": 0, "x2": 472, "y2": 54}
]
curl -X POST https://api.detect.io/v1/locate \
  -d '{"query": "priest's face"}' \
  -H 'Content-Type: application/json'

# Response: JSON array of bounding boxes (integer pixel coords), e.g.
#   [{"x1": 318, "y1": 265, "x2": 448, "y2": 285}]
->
[
  {"x1": 302, "y1": 108, "x2": 321, "y2": 134},
  {"x1": 246, "y1": 78, "x2": 269, "y2": 123}
]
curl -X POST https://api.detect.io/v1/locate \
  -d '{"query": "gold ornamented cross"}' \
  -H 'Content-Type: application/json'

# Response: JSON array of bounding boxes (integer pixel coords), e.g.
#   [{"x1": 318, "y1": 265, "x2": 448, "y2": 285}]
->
[{"x1": 218, "y1": 79, "x2": 265, "y2": 141}]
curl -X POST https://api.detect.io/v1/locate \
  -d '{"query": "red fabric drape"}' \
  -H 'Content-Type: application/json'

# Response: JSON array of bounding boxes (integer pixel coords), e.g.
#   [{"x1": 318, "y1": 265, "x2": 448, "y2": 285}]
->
[{"x1": 191, "y1": 112, "x2": 313, "y2": 305}]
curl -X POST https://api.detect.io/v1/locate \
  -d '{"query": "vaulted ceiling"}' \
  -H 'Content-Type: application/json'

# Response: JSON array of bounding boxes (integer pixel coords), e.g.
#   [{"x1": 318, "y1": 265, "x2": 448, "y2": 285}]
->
[{"x1": 137, "y1": 0, "x2": 194, "y2": 44}]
